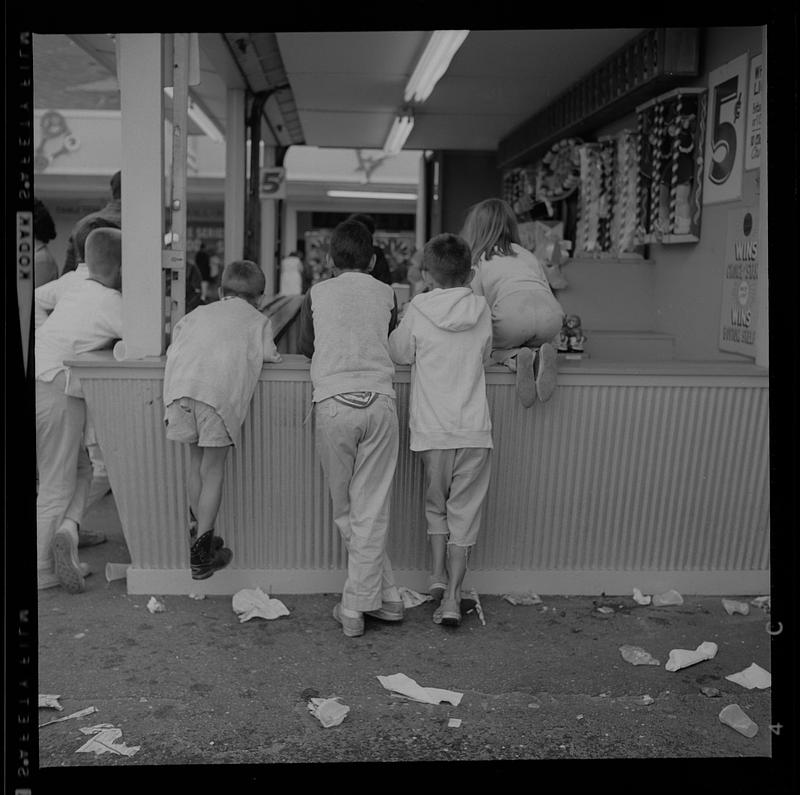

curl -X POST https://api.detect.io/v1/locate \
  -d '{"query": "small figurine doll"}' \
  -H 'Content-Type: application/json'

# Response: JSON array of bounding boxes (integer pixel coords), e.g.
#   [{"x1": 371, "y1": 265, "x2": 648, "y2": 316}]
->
[{"x1": 557, "y1": 314, "x2": 587, "y2": 353}]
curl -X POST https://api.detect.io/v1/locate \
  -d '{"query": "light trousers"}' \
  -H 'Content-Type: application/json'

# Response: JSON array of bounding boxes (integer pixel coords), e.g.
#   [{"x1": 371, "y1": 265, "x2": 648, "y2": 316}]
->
[
  {"x1": 315, "y1": 395, "x2": 400, "y2": 612},
  {"x1": 490, "y1": 289, "x2": 564, "y2": 365},
  {"x1": 36, "y1": 373, "x2": 92, "y2": 571}
]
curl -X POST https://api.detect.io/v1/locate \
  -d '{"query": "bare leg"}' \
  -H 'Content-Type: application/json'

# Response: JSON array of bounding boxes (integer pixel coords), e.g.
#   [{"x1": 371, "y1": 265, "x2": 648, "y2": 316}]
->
[
  {"x1": 429, "y1": 533, "x2": 448, "y2": 588},
  {"x1": 196, "y1": 446, "x2": 229, "y2": 535},
  {"x1": 187, "y1": 443, "x2": 202, "y2": 524},
  {"x1": 445, "y1": 544, "x2": 469, "y2": 604}
]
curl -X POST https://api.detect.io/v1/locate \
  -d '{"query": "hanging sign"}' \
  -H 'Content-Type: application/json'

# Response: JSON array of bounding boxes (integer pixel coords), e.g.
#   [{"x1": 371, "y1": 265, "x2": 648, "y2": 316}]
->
[
  {"x1": 259, "y1": 167, "x2": 286, "y2": 199},
  {"x1": 718, "y1": 207, "x2": 759, "y2": 357},
  {"x1": 703, "y1": 53, "x2": 748, "y2": 205},
  {"x1": 744, "y1": 54, "x2": 763, "y2": 171}
]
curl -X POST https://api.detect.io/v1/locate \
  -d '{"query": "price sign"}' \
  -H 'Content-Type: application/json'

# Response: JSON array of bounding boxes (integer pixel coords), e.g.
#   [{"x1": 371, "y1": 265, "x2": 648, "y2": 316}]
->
[
  {"x1": 744, "y1": 54, "x2": 763, "y2": 170},
  {"x1": 260, "y1": 167, "x2": 286, "y2": 199}
]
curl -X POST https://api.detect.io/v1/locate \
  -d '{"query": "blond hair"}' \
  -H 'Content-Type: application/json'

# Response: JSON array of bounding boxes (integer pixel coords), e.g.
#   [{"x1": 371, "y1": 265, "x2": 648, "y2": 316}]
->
[{"x1": 460, "y1": 198, "x2": 520, "y2": 267}]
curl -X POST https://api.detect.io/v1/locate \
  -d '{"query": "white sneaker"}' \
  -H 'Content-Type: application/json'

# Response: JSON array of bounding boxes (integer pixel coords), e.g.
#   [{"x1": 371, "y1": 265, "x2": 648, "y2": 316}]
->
[
  {"x1": 52, "y1": 529, "x2": 86, "y2": 594},
  {"x1": 37, "y1": 570, "x2": 60, "y2": 590}
]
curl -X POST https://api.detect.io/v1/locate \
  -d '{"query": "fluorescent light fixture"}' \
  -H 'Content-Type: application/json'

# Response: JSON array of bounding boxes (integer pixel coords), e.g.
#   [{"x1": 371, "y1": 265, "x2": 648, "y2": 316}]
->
[
  {"x1": 404, "y1": 30, "x2": 469, "y2": 103},
  {"x1": 164, "y1": 86, "x2": 223, "y2": 143},
  {"x1": 327, "y1": 190, "x2": 418, "y2": 201},
  {"x1": 383, "y1": 113, "x2": 414, "y2": 155}
]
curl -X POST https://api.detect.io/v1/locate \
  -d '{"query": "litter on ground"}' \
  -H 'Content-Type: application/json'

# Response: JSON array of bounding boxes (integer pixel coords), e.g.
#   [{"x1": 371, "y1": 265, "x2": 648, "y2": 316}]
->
[
  {"x1": 464, "y1": 588, "x2": 485, "y2": 625},
  {"x1": 725, "y1": 662, "x2": 771, "y2": 690},
  {"x1": 718, "y1": 704, "x2": 758, "y2": 738},
  {"x1": 448, "y1": 718, "x2": 462, "y2": 728},
  {"x1": 306, "y1": 697, "x2": 349, "y2": 728},
  {"x1": 664, "y1": 641, "x2": 718, "y2": 672},
  {"x1": 231, "y1": 587, "x2": 290, "y2": 622},
  {"x1": 750, "y1": 596, "x2": 770, "y2": 612},
  {"x1": 632, "y1": 588, "x2": 652, "y2": 605},
  {"x1": 377, "y1": 673, "x2": 463, "y2": 706},
  {"x1": 76, "y1": 723, "x2": 141, "y2": 756},
  {"x1": 619, "y1": 645, "x2": 660, "y2": 666},
  {"x1": 502, "y1": 592, "x2": 542, "y2": 606},
  {"x1": 146, "y1": 597, "x2": 166, "y2": 614},
  {"x1": 652, "y1": 589, "x2": 684, "y2": 607},
  {"x1": 700, "y1": 686, "x2": 721, "y2": 698},
  {"x1": 397, "y1": 586, "x2": 433, "y2": 609},
  {"x1": 39, "y1": 705, "x2": 98, "y2": 728},
  {"x1": 188, "y1": 593, "x2": 206, "y2": 600},
  {"x1": 721, "y1": 598, "x2": 750, "y2": 616},
  {"x1": 38, "y1": 694, "x2": 63, "y2": 710},
  {"x1": 104, "y1": 562, "x2": 130, "y2": 582},
  {"x1": 597, "y1": 606, "x2": 615, "y2": 614}
]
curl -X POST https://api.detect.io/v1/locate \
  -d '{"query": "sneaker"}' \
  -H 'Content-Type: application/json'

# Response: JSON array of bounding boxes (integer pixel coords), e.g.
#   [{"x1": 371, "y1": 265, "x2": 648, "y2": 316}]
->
[
  {"x1": 332, "y1": 603, "x2": 364, "y2": 637},
  {"x1": 38, "y1": 570, "x2": 60, "y2": 590},
  {"x1": 439, "y1": 597, "x2": 462, "y2": 627},
  {"x1": 78, "y1": 527, "x2": 107, "y2": 548},
  {"x1": 78, "y1": 562, "x2": 92, "y2": 578},
  {"x1": 428, "y1": 578, "x2": 448, "y2": 602},
  {"x1": 515, "y1": 347, "x2": 537, "y2": 408},
  {"x1": 52, "y1": 529, "x2": 86, "y2": 594},
  {"x1": 365, "y1": 601, "x2": 405, "y2": 622},
  {"x1": 190, "y1": 529, "x2": 232, "y2": 580},
  {"x1": 534, "y1": 342, "x2": 558, "y2": 403}
]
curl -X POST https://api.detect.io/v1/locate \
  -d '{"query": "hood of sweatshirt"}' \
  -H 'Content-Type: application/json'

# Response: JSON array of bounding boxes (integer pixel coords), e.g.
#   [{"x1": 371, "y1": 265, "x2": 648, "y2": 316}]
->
[{"x1": 411, "y1": 287, "x2": 487, "y2": 331}]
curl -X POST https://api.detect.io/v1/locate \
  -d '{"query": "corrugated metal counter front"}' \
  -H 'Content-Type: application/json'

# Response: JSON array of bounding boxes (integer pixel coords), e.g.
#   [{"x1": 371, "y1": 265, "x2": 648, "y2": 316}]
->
[{"x1": 67, "y1": 352, "x2": 770, "y2": 596}]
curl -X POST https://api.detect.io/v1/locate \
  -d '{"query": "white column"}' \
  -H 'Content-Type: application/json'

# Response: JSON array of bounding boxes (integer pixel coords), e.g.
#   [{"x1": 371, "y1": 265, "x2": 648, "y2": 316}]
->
[
  {"x1": 283, "y1": 206, "x2": 297, "y2": 260},
  {"x1": 755, "y1": 26, "x2": 769, "y2": 369},
  {"x1": 224, "y1": 87, "x2": 246, "y2": 262},
  {"x1": 260, "y1": 144, "x2": 277, "y2": 300},
  {"x1": 117, "y1": 33, "x2": 164, "y2": 358}
]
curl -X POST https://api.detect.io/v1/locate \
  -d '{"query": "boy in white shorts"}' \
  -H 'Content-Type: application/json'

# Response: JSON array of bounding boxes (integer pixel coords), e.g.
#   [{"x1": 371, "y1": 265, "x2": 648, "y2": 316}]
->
[
  {"x1": 163, "y1": 260, "x2": 281, "y2": 579},
  {"x1": 389, "y1": 233, "x2": 493, "y2": 627}
]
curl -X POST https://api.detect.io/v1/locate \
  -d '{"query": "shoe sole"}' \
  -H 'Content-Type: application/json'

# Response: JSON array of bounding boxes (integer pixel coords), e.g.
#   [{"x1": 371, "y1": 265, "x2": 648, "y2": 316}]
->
[
  {"x1": 364, "y1": 610, "x2": 404, "y2": 622},
  {"x1": 332, "y1": 605, "x2": 364, "y2": 637},
  {"x1": 535, "y1": 343, "x2": 558, "y2": 403},
  {"x1": 77, "y1": 533, "x2": 107, "y2": 549},
  {"x1": 52, "y1": 533, "x2": 85, "y2": 594},
  {"x1": 515, "y1": 348, "x2": 537, "y2": 407},
  {"x1": 440, "y1": 614, "x2": 462, "y2": 627}
]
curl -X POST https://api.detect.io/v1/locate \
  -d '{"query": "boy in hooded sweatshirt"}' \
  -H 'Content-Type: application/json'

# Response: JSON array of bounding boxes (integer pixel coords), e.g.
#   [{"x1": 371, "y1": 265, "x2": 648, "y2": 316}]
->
[{"x1": 389, "y1": 233, "x2": 493, "y2": 627}]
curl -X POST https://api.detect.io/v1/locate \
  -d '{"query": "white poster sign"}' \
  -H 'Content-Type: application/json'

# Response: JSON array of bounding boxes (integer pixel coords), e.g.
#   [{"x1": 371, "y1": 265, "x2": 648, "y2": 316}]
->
[
  {"x1": 744, "y1": 54, "x2": 764, "y2": 170},
  {"x1": 703, "y1": 53, "x2": 748, "y2": 204}
]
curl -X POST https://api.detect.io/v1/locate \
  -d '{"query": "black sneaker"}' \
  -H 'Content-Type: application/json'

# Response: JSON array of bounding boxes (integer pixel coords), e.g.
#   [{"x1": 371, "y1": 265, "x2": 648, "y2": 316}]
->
[
  {"x1": 190, "y1": 529, "x2": 232, "y2": 580},
  {"x1": 189, "y1": 514, "x2": 224, "y2": 550}
]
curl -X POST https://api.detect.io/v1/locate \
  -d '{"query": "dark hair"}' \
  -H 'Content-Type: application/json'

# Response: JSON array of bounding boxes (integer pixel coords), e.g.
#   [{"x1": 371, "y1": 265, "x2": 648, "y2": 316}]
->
[
  {"x1": 221, "y1": 260, "x2": 266, "y2": 300},
  {"x1": 422, "y1": 233, "x2": 473, "y2": 287},
  {"x1": 33, "y1": 197, "x2": 57, "y2": 243},
  {"x1": 346, "y1": 213, "x2": 376, "y2": 236},
  {"x1": 329, "y1": 219, "x2": 374, "y2": 271},
  {"x1": 75, "y1": 217, "x2": 121, "y2": 262},
  {"x1": 110, "y1": 170, "x2": 121, "y2": 200},
  {"x1": 85, "y1": 227, "x2": 122, "y2": 278}
]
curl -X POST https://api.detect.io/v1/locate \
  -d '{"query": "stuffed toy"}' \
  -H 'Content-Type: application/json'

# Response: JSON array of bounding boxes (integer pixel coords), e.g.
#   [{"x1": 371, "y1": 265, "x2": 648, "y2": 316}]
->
[{"x1": 557, "y1": 314, "x2": 587, "y2": 353}]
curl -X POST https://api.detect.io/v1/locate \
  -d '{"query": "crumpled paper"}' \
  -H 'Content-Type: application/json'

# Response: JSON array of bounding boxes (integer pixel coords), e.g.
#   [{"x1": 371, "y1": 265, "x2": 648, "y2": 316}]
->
[
  {"x1": 307, "y1": 697, "x2": 349, "y2": 728},
  {"x1": 719, "y1": 704, "x2": 758, "y2": 738},
  {"x1": 619, "y1": 645, "x2": 660, "y2": 666},
  {"x1": 397, "y1": 586, "x2": 433, "y2": 609},
  {"x1": 377, "y1": 673, "x2": 463, "y2": 706},
  {"x1": 147, "y1": 596, "x2": 166, "y2": 613},
  {"x1": 725, "y1": 662, "x2": 771, "y2": 690},
  {"x1": 652, "y1": 589, "x2": 683, "y2": 607},
  {"x1": 503, "y1": 591, "x2": 542, "y2": 606},
  {"x1": 665, "y1": 641, "x2": 718, "y2": 672},
  {"x1": 722, "y1": 598, "x2": 750, "y2": 616},
  {"x1": 750, "y1": 595, "x2": 770, "y2": 612},
  {"x1": 632, "y1": 587, "x2": 652, "y2": 605},
  {"x1": 38, "y1": 694, "x2": 63, "y2": 710},
  {"x1": 464, "y1": 588, "x2": 485, "y2": 626},
  {"x1": 76, "y1": 723, "x2": 140, "y2": 757},
  {"x1": 232, "y1": 587, "x2": 289, "y2": 622}
]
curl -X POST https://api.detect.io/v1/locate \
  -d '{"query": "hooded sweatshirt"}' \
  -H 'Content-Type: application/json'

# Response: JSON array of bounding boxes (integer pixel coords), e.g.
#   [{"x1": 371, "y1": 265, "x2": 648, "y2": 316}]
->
[{"x1": 389, "y1": 287, "x2": 493, "y2": 452}]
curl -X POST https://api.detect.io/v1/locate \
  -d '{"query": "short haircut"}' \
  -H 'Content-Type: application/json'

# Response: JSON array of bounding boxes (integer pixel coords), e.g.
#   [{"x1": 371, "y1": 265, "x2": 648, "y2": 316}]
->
[
  {"x1": 422, "y1": 233, "x2": 473, "y2": 287},
  {"x1": 221, "y1": 260, "x2": 266, "y2": 300},
  {"x1": 33, "y1": 197, "x2": 56, "y2": 243},
  {"x1": 75, "y1": 217, "x2": 121, "y2": 262},
  {"x1": 110, "y1": 170, "x2": 121, "y2": 200},
  {"x1": 85, "y1": 228, "x2": 122, "y2": 279},
  {"x1": 346, "y1": 213, "x2": 376, "y2": 236},
  {"x1": 329, "y1": 219, "x2": 374, "y2": 271}
]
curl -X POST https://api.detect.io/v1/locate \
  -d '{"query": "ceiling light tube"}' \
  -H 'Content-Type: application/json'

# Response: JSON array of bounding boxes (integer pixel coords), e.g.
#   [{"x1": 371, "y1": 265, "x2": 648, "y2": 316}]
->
[
  {"x1": 327, "y1": 190, "x2": 418, "y2": 200},
  {"x1": 404, "y1": 30, "x2": 469, "y2": 104},
  {"x1": 164, "y1": 86, "x2": 223, "y2": 142},
  {"x1": 383, "y1": 113, "x2": 415, "y2": 155}
]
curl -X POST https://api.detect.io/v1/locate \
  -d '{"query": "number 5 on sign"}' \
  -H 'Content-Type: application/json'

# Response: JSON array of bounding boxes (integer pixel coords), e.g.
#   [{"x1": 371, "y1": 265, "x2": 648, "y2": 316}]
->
[
  {"x1": 259, "y1": 167, "x2": 286, "y2": 200},
  {"x1": 703, "y1": 53, "x2": 748, "y2": 205}
]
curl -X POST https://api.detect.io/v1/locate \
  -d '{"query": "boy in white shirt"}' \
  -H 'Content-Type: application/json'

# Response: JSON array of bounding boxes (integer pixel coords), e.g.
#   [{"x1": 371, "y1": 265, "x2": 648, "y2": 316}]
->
[
  {"x1": 36, "y1": 228, "x2": 123, "y2": 593},
  {"x1": 389, "y1": 233, "x2": 493, "y2": 627},
  {"x1": 163, "y1": 260, "x2": 281, "y2": 579}
]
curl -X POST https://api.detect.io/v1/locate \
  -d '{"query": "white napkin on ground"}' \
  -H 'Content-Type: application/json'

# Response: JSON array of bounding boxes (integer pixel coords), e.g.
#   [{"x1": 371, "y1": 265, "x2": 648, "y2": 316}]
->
[
  {"x1": 377, "y1": 673, "x2": 463, "y2": 706},
  {"x1": 725, "y1": 662, "x2": 771, "y2": 689},
  {"x1": 232, "y1": 587, "x2": 290, "y2": 622}
]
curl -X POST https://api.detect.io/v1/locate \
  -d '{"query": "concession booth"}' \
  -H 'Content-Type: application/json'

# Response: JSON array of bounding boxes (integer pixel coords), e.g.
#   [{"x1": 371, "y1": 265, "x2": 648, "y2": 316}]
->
[{"x1": 49, "y1": 27, "x2": 769, "y2": 596}]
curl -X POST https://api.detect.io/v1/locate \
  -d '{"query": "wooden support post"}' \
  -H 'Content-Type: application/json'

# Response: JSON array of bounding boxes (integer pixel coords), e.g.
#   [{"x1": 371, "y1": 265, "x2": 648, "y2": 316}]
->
[{"x1": 224, "y1": 87, "x2": 246, "y2": 263}]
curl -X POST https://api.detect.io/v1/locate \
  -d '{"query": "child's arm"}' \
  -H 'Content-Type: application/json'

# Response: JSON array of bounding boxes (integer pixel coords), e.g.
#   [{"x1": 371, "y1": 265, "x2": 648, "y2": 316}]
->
[
  {"x1": 388, "y1": 292, "x2": 399, "y2": 335},
  {"x1": 261, "y1": 317, "x2": 282, "y2": 363},
  {"x1": 388, "y1": 307, "x2": 415, "y2": 365},
  {"x1": 34, "y1": 278, "x2": 61, "y2": 330},
  {"x1": 479, "y1": 303, "x2": 493, "y2": 367},
  {"x1": 297, "y1": 291, "x2": 315, "y2": 358}
]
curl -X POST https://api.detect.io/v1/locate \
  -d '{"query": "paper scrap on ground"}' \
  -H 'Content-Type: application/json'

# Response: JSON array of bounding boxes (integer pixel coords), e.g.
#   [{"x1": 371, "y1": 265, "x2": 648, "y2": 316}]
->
[
  {"x1": 448, "y1": 718, "x2": 462, "y2": 728},
  {"x1": 232, "y1": 587, "x2": 289, "y2": 622},
  {"x1": 750, "y1": 596, "x2": 770, "y2": 612},
  {"x1": 619, "y1": 645, "x2": 660, "y2": 666},
  {"x1": 597, "y1": 606, "x2": 615, "y2": 614},
  {"x1": 632, "y1": 587, "x2": 652, "y2": 605},
  {"x1": 722, "y1": 598, "x2": 750, "y2": 616},
  {"x1": 38, "y1": 694, "x2": 63, "y2": 710},
  {"x1": 665, "y1": 641, "x2": 718, "y2": 672},
  {"x1": 634, "y1": 695, "x2": 655, "y2": 705},
  {"x1": 652, "y1": 589, "x2": 683, "y2": 606},
  {"x1": 377, "y1": 673, "x2": 463, "y2": 706},
  {"x1": 39, "y1": 705, "x2": 98, "y2": 728},
  {"x1": 503, "y1": 592, "x2": 542, "y2": 606},
  {"x1": 147, "y1": 596, "x2": 165, "y2": 613},
  {"x1": 719, "y1": 704, "x2": 758, "y2": 738},
  {"x1": 465, "y1": 588, "x2": 485, "y2": 626},
  {"x1": 76, "y1": 723, "x2": 140, "y2": 756},
  {"x1": 700, "y1": 686, "x2": 721, "y2": 698},
  {"x1": 398, "y1": 586, "x2": 433, "y2": 609},
  {"x1": 725, "y1": 662, "x2": 771, "y2": 690},
  {"x1": 307, "y1": 697, "x2": 349, "y2": 728}
]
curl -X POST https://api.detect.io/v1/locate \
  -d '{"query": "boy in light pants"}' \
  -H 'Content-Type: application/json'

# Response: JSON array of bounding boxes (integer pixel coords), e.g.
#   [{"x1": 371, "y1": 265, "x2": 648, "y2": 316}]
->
[
  {"x1": 298, "y1": 219, "x2": 404, "y2": 638},
  {"x1": 389, "y1": 233, "x2": 493, "y2": 626}
]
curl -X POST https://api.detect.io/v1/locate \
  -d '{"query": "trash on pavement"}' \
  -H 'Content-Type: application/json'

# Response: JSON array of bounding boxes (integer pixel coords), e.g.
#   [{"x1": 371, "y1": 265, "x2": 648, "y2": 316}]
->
[
  {"x1": 718, "y1": 704, "x2": 758, "y2": 738},
  {"x1": 188, "y1": 593, "x2": 206, "y2": 600},
  {"x1": 700, "y1": 686, "x2": 721, "y2": 698},
  {"x1": 231, "y1": 587, "x2": 290, "y2": 622},
  {"x1": 665, "y1": 641, "x2": 718, "y2": 672},
  {"x1": 721, "y1": 598, "x2": 750, "y2": 616},
  {"x1": 448, "y1": 718, "x2": 462, "y2": 728},
  {"x1": 597, "y1": 606, "x2": 615, "y2": 614},
  {"x1": 632, "y1": 587, "x2": 652, "y2": 605},
  {"x1": 634, "y1": 695, "x2": 655, "y2": 705},
  {"x1": 750, "y1": 596, "x2": 770, "y2": 612},
  {"x1": 652, "y1": 589, "x2": 684, "y2": 606},
  {"x1": 463, "y1": 588, "x2": 485, "y2": 626},
  {"x1": 306, "y1": 697, "x2": 349, "y2": 728},
  {"x1": 146, "y1": 596, "x2": 166, "y2": 613},
  {"x1": 725, "y1": 663, "x2": 771, "y2": 690},
  {"x1": 619, "y1": 645, "x2": 660, "y2": 666},
  {"x1": 105, "y1": 562, "x2": 130, "y2": 582},
  {"x1": 397, "y1": 586, "x2": 433, "y2": 609},
  {"x1": 76, "y1": 723, "x2": 141, "y2": 756},
  {"x1": 503, "y1": 591, "x2": 542, "y2": 606},
  {"x1": 38, "y1": 694, "x2": 63, "y2": 711},
  {"x1": 377, "y1": 673, "x2": 463, "y2": 706},
  {"x1": 39, "y1": 705, "x2": 98, "y2": 728},
  {"x1": 73, "y1": 632, "x2": 86, "y2": 639}
]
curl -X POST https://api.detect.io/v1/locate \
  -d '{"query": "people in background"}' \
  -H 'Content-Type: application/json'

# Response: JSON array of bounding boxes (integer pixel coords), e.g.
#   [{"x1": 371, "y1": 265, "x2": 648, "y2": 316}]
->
[
  {"x1": 297, "y1": 219, "x2": 403, "y2": 638},
  {"x1": 389, "y1": 233, "x2": 493, "y2": 627},
  {"x1": 163, "y1": 260, "x2": 281, "y2": 580},
  {"x1": 35, "y1": 228, "x2": 123, "y2": 593},
  {"x1": 33, "y1": 197, "x2": 59, "y2": 287},
  {"x1": 462, "y1": 198, "x2": 563, "y2": 408},
  {"x1": 279, "y1": 250, "x2": 304, "y2": 295},
  {"x1": 195, "y1": 242, "x2": 211, "y2": 302},
  {"x1": 63, "y1": 170, "x2": 121, "y2": 274},
  {"x1": 346, "y1": 213, "x2": 392, "y2": 284}
]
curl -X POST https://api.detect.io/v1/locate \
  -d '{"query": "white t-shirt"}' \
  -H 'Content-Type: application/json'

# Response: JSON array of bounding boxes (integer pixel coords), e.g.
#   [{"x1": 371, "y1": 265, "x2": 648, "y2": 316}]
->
[{"x1": 34, "y1": 263, "x2": 90, "y2": 330}]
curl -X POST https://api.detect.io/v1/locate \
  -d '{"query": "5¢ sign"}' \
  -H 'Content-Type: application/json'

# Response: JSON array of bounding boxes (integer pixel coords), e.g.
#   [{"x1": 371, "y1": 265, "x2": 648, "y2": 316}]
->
[{"x1": 260, "y1": 167, "x2": 286, "y2": 200}]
